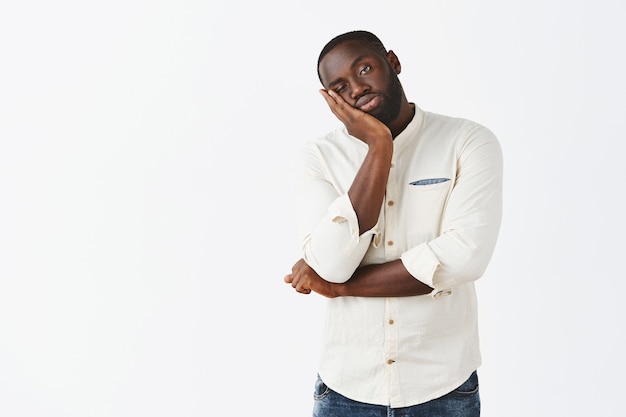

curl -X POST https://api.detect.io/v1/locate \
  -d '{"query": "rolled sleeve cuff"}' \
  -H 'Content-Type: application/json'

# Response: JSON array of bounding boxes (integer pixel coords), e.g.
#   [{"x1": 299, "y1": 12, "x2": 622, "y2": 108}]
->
[
  {"x1": 328, "y1": 194, "x2": 382, "y2": 251},
  {"x1": 400, "y1": 243, "x2": 452, "y2": 299}
]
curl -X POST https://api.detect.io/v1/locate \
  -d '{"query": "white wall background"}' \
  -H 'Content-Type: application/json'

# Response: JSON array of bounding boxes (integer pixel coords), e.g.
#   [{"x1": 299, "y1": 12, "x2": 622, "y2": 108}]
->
[{"x1": 1, "y1": 1, "x2": 624, "y2": 415}]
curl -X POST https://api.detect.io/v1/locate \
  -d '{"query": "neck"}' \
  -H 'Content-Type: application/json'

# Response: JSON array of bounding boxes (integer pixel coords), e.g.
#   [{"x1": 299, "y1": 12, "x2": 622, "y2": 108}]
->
[{"x1": 388, "y1": 101, "x2": 415, "y2": 138}]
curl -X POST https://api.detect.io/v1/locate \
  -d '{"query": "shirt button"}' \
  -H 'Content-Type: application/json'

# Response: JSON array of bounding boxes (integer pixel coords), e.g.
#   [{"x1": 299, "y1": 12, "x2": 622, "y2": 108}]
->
[
  {"x1": 387, "y1": 359, "x2": 395, "y2": 365},
  {"x1": 387, "y1": 200, "x2": 394, "y2": 206},
  {"x1": 388, "y1": 319, "x2": 394, "y2": 325},
  {"x1": 387, "y1": 241, "x2": 394, "y2": 246}
]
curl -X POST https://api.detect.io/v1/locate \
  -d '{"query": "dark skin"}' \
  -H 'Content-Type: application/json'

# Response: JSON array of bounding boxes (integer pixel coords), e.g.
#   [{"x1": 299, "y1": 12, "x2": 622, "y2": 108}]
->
[{"x1": 284, "y1": 40, "x2": 433, "y2": 298}]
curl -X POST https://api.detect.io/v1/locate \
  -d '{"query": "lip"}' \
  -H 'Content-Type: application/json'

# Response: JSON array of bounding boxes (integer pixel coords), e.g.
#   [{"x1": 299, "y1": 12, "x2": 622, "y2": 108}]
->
[{"x1": 356, "y1": 94, "x2": 381, "y2": 112}]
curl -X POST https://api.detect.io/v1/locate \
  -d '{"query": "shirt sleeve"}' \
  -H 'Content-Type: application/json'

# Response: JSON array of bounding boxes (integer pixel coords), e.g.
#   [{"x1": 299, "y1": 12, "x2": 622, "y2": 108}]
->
[
  {"x1": 400, "y1": 125, "x2": 503, "y2": 291},
  {"x1": 292, "y1": 143, "x2": 381, "y2": 283}
]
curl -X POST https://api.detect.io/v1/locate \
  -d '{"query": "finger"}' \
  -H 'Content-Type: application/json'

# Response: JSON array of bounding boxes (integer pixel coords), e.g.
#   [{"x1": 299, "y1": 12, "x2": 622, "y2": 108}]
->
[
  {"x1": 328, "y1": 89, "x2": 358, "y2": 111},
  {"x1": 296, "y1": 285, "x2": 311, "y2": 295},
  {"x1": 319, "y1": 88, "x2": 336, "y2": 102},
  {"x1": 321, "y1": 89, "x2": 351, "y2": 112},
  {"x1": 284, "y1": 273, "x2": 293, "y2": 284},
  {"x1": 326, "y1": 90, "x2": 338, "y2": 104},
  {"x1": 321, "y1": 90, "x2": 364, "y2": 125},
  {"x1": 291, "y1": 273, "x2": 308, "y2": 293},
  {"x1": 326, "y1": 90, "x2": 350, "y2": 113},
  {"x1": 319, "y1": 89, "x2": 339, "y2": 112}
]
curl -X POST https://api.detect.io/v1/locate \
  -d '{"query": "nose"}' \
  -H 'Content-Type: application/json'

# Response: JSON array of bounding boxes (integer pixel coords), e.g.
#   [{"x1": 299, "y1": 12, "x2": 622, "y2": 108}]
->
[{"x1": 350, "y1": 80, "x2": 369, "y2": 100}]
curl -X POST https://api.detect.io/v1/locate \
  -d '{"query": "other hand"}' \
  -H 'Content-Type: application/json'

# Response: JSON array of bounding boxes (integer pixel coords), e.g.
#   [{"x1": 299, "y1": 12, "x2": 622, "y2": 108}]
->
[{"x1": 284, "y1": 259, "x2": 338, "y2": 298}]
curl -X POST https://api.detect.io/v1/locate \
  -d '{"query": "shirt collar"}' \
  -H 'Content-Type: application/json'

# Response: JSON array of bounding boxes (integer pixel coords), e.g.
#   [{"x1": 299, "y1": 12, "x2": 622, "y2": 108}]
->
[{"x1": 393, "y1": 104, "x2": 424, "y2": 146}]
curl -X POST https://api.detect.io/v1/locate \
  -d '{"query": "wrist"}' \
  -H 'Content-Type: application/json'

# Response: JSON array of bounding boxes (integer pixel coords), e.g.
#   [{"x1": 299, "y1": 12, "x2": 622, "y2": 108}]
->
[
  {"x1": 368, "y1": 135, "x2": 392, "y2": 150},
  {"x1": 332, "y1": 282, "x2": 348, "y2": 297},
  {"x1": 367, "y1": 141, "x2": 393, "y2": 164}
]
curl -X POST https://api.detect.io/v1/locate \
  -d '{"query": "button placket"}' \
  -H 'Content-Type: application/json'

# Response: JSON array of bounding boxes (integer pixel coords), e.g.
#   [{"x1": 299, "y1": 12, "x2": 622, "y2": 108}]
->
[
  {"x1": 384, "y1": 162, "x2": 398, "y2": 258},
  {"x1": 383, "y1": 298, "x2": 398, "y2": 372}
]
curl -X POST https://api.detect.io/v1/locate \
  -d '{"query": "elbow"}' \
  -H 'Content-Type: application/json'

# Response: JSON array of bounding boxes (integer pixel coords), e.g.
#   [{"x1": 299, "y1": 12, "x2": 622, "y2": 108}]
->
[
  {"x1": 439, "y1": 246, "x2": 494, "y2": 286},
  {"x1": 304, "y1": 256, "x2": 354, "y2": 283},
  {"x1": 302, "y1": 245, "x2": 356, "y2": 283},
  {"x1": 301, "y1": 233, "x2": 369, "y2": 284},
  {"x1": 455, "y1": 262, "x2": 489, "y2": 283}
]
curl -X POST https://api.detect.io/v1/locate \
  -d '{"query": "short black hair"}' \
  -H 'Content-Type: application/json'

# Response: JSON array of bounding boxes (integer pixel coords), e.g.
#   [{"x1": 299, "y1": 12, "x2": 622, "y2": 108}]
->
[{"x1": 317, "y1": 30, "x2": 388, "y2": 84}]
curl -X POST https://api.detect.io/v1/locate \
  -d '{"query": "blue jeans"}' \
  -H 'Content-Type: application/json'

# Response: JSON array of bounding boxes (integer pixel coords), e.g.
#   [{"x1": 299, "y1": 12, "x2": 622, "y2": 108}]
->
[{"x1": 312, "y1": 371, "x2": 480, "y2": 417}]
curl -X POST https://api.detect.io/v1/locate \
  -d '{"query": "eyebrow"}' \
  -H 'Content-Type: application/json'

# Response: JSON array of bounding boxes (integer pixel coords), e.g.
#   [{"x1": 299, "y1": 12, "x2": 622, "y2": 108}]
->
[{"x1": 327, "y1": 55, "x2": 367, "y2": 89}]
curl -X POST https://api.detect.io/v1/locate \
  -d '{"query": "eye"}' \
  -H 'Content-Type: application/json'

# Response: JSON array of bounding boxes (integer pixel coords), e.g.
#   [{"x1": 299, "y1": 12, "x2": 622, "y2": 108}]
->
[
  {"x1": 335, "y1": 84, "x2": 347, "y2": 93},
  {"x1": 360, "y1": 65, "x2": 371, "y2": 75}
]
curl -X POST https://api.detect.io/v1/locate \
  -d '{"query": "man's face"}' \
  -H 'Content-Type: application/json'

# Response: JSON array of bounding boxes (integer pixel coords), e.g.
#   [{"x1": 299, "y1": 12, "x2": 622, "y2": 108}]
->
[{"x1": 318, "y1": 40, "x2": 404, "y2": 126}]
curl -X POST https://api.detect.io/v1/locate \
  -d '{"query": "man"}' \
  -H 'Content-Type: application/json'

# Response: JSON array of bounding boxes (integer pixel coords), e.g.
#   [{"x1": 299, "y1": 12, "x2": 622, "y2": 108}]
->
[{"x1": 284, "y1": 30, "x2": 502, "y2": 417}]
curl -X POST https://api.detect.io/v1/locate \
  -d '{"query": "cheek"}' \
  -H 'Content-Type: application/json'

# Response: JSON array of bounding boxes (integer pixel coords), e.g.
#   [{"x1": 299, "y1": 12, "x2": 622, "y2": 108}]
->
[{"x1": 374, "y1": 76, "x2": 391, "y2": 92}]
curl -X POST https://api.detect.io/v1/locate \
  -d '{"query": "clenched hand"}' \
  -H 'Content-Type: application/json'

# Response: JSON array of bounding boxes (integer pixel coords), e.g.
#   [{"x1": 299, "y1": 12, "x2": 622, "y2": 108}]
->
[{"x1": 284, "y1": 259, "x2": 338, "y2": 298}]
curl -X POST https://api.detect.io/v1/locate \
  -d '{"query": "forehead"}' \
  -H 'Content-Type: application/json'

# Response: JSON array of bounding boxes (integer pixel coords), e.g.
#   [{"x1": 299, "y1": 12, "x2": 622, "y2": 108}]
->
[{"x1": 318, "y1": 40, "x2": 385, "y2": 86}]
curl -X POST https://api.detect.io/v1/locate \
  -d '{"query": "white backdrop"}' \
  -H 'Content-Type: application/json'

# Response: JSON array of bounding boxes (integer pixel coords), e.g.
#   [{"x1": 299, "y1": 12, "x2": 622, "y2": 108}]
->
[{"x1": 1, "y1": 1, "x2": 625, "y2": 416}]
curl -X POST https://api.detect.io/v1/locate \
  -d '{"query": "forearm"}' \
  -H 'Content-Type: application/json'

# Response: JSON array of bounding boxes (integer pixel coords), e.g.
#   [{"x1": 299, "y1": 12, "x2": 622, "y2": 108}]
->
[
  {"x1": 333, "y1": 259, "x2": 433, "y2": 297},
  {"x1": 348, "y1": 142, "x2": 392, "y2": 234}
]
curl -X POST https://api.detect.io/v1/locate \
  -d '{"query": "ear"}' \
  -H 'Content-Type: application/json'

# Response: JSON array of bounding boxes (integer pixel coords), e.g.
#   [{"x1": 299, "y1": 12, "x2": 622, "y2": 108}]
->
[{"x1": 386, "y1": 50, "x2": 401, "y2": 74}]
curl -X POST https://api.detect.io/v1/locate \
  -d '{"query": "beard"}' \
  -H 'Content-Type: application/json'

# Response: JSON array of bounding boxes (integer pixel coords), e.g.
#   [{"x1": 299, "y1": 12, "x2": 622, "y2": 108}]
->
[{"x1": 369, "y1": 71, "x2": 404, "y2": 126}]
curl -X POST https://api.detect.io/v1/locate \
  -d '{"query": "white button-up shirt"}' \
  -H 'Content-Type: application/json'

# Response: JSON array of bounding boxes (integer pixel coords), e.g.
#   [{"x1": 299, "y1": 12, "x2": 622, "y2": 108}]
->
[{"x1": 292, "y1": 105, "x2": 503, "y2": 407}]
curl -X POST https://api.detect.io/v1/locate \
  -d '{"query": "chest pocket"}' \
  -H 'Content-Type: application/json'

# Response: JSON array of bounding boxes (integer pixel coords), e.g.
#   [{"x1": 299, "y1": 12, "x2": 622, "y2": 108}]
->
[
  {"x1": 404, "y1": 177, "x2": 453, "y2": 239},
  {"x1": 409, "y1": 177, "x2": 450, "y2": 186}
]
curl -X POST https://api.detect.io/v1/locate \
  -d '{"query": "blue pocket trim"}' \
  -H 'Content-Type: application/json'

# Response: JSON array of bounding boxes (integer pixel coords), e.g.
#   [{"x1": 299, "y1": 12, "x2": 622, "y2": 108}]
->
[{"x1": 409, "y1": 178, "x2": 450, "y2": 186}]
